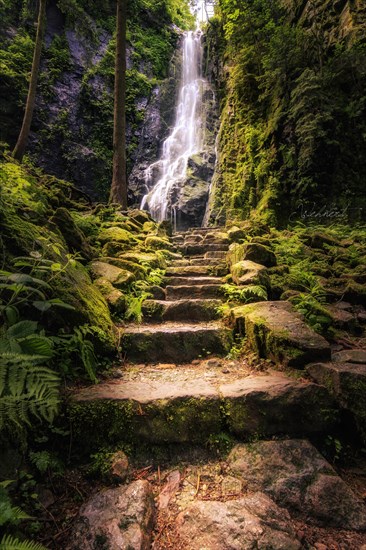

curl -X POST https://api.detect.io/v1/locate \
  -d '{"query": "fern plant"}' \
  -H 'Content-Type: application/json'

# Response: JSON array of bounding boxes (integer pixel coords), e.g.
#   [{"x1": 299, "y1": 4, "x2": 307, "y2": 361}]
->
[
  {"x1": 221, "y1": 284, "x2": 268, "y2": 304},
  {"x1": 0, "y1": 535, "x2": 47, "y2": 550}
]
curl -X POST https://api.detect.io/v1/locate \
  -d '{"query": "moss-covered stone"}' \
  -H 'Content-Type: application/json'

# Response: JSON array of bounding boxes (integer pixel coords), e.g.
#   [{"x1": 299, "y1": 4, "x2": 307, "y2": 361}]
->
[
  {"x1": 144, "y1": 235, "x2": 174, "y2": 251},
  {"x1": 54, "y1": 261, "x2": 116, "y2": 353},
  {"x1": 231, "y1": 301, "x2": 330, "y2": 368},
  {"x1": 90, "y1": 261, "x2": 135, "y2": 288},
  {"x1": 50, "y1": 207, "x2": 94, "y2": 260},
  {"x1": 242, "y1": 243, "x2": 277, "y2": 267},
  {"x1": 98, "y1": 226, "x2": 137, "y2": 245},
  {"x1": 119, "y1": 252, "x2": 165, "y2": 270},
  {"x1": 99, "y1": 257, "x2": 148, "y2": 279},
  {"x1": 231, "y1": 260, "x2": 269, "y2": 287},
  {"x1": 93, "y1": 277, "x2": 126, "y2": 313}
]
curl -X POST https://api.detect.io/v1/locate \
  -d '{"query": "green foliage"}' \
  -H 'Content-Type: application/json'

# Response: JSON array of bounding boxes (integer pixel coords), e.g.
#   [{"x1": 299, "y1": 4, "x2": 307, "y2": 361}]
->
[
  {"x1": 28, "y1": 450, "x2": 64, "y2": 476},
  {"x1": 53, "y1": 325, "x2": 99, "y2": 383},
  {"x1": 209, "y1": 0, "x2": 366, "y2": 224},
  {"x1": 221, "y1": 283, "x2": 268, "y2": 304},
  {"x1": 0, "y1": 481, "x2": 30, "y2": 527},
  {"x1": 0, "y1": 535, "x2": 47, "y2": 550}
]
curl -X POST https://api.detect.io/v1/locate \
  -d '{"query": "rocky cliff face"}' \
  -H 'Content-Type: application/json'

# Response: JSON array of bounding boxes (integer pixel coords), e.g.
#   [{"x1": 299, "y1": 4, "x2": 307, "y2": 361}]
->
[{"x1": 204, "y1": 0, "x2": 366, "y2": 226}]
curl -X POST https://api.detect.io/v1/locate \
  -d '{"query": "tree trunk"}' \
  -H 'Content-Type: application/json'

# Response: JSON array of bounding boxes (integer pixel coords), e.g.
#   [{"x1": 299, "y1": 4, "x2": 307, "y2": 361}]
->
[
  {"x1": 109, "y1": 0, "x2": 127, "y2": 208},
  {"x1": 12, "y1": 0, "x2": 47, "y2": 162}
]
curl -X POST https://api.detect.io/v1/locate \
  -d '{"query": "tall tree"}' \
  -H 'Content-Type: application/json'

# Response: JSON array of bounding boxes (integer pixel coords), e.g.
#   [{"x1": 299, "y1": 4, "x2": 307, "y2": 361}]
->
[
  {"x1": 109, "y1": 0, "x2": 127, "y2": 208},
  {"x1": 12, "y1": 0, "x2": 47, "y2": 162}
]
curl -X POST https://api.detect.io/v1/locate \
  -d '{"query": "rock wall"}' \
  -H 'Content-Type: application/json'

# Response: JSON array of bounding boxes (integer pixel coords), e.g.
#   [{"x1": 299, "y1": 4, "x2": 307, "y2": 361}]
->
[{"x1": 204, "y1": 0, "x2": 366, "y2": 226}]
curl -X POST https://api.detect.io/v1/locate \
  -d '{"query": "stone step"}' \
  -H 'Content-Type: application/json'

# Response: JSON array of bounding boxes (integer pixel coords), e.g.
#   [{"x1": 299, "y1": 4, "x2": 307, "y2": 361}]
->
[
  {"x1": 165, "y1": 276, "x2": 223, "y2": 287},
  {"x1": 166, "y1": 265, "x2": 212, "y2": 277},
  {"x1": 71, "y1": 369, "x2": 337, "y2": 449},
  {"x1": 177, "y1": 244, "x2": 229, "y2": 256},
  {"x1": 231, "y1": 301, "x2": 331, "y2": 368},
  {"x1": 166, "y1": 284, "x2": 224, "y2": 300},
  {"x1": 120, "y1": 322, "x2": 232, "y2": 363},
  {"x1": 205, "y1": 250, "x2": 227, "y2": 259},
  {"x1": 190, "y1": 258, "x2": 224, "y2": 266},
  {"x1": 142, "y1": 299, "x2": 222, "y2": 322},
  {"x1": 170, "y1": 259, "x2": 191, "y2": 267}
]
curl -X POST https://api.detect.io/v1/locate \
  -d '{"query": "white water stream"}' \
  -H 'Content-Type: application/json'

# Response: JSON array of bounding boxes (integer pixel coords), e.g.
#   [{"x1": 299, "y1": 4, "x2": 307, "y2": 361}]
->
[{"x1": 140, "y1": 22, "x2": 207, "y2": 223}]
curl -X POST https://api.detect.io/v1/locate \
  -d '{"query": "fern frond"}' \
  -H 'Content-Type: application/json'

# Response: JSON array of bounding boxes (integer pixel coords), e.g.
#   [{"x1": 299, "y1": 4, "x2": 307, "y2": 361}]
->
[{"x1": 0, "y1": 534, "x2": 48, "y2": 550}]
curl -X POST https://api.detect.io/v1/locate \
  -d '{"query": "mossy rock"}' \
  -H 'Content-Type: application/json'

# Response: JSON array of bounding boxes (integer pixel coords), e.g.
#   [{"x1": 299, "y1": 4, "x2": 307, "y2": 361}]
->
[
  {"x1": 304, "y1": 232, "x2": 342, "y2": 250},
  {"x1": 90, "y1": 261, "x2": 135, "y2": 288},
  {"x1": 128, "y1": 209, "x2": 153, "y2": 225},
  {"x1": 50, "y1": 207, "x2": 94, "y2": 260},
  {"x1": 102, "y1": 241, "x2": 133, "y2": 256},
  {"x1": 242, "y1": 243, "x2": 277, "y2": 267},
  {"x1": 119, "y1": 252, "x2": 165, "y2": 269},
  {"x1": 142, "y1": 221, "x2": 157, "y2": 234},
  {"x1": 144, "y1": 235, "x2": 174, "y2": 251},
  {"x1": 231, "y1": 260, "x2": 269, "y2": 287},
  {"x1": 227, "y1": 226, "x2": 246, "y2": 243},
  {"x1": 98, "y1": 227, "x2": 137, "y2": 245},
  {"x1": 93, "y1": 277, "x2": 126, "y2": 313},
  {"x1": 54, "y1": 261, "x2": 115, "y2": 353},
  {"x1": 99, "y1": 257, "x2": 148, "y2": 279}
]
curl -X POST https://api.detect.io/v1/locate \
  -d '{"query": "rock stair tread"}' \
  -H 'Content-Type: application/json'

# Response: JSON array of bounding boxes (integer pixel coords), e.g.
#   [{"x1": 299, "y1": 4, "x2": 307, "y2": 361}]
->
[{"x1": 121, "y1": 321, "x2": 225, "y2": 334}]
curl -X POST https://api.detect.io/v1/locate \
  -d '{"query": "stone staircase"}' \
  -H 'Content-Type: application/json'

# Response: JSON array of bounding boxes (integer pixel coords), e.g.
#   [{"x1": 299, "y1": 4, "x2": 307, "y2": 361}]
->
[
  {"x1": 70, "y1": 227, "x2": 366, "y2": 550},
  {"x1": 73, "y1": 227, "x2": 339, "y2": 447},
  {"x1": 122, "y1": 227, "x2": 232, "y2": 363}
]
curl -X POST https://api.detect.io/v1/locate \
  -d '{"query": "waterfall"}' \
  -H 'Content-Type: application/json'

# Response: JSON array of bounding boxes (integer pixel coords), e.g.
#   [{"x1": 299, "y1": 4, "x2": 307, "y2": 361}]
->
[{"x1": 140, "y1": 29, "x2": 205, "y2": 222}]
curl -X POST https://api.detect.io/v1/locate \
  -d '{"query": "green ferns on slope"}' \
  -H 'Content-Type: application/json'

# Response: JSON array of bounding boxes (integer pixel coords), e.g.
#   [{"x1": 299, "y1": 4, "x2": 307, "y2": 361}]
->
[{"x1": 205, "y1": 0, "x2": 366, "y2": 226}]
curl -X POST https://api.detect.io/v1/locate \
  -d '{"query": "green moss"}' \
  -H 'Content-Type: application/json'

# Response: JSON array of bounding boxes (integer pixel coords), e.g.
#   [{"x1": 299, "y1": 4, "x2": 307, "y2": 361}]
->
[
  {"x1": 98, "y1": 227, "x2": 137, "y2": 245},
  {"x1": 54, "y1": 260, "x2": 116, "y2": 352},
  {"x1": 144, "y1": 235, "x2": 174, "y2": 251}
]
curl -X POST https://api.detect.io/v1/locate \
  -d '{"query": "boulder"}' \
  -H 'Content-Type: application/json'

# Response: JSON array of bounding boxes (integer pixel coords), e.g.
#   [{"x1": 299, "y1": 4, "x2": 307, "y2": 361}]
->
[
  {"x1": 230, "y1": 260, "x2": 269, "y2": 287},
  {"x1": 228, "y1": 439, "x2": 366, "y2": 530},
  {"x1": 306, "y1": 361, "x2": 366, "y2": 443},
  {"x1": 69, "y1": 480, "x2": 155, "y2": 550},
  {"x1": 227, "y1": 226, "x2": 246, "y2": 243},
  {"x1": 90, "y1": 261, "x2": 135, "y2": 288},
  {"x1": 177, "y1": 492, "x2": 300, "y2": 550},
  {"x1": 231, "y1": 301, "x2": 331, "y2": 368},
  {"x1": 242, "y1": 242, "x2": 277, "y2": 267}
]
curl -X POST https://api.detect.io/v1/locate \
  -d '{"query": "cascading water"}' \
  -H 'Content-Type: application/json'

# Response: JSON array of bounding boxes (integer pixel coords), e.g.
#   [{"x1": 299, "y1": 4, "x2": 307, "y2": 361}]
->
[{"x1": 140, "y1": 27, "x2": 206, "y2": 224}]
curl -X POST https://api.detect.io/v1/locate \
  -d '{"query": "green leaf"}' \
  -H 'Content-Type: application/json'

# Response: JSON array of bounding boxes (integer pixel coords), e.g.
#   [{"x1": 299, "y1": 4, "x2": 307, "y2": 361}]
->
[
  {"x1": 0, "y1": 534, "x2": 48, "y2": 550},
  {"x1": 7, "y1": 321, "x2": 38, "y2": 339}
]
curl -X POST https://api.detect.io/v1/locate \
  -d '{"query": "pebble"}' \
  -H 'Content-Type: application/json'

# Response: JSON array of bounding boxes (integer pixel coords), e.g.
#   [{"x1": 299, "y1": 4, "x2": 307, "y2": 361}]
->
[{"x1": 314, "y1": 544, "x2": 327, "y2": 550}]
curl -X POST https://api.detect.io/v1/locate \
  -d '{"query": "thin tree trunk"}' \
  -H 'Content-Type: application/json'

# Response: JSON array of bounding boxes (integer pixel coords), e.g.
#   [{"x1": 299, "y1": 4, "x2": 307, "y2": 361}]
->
[
  {"x1": 13, "y1": 0, "x2": 47, "y2": 162},
  {"x1": 109, "y1": 0, "x2": 127, "y2": 208}
]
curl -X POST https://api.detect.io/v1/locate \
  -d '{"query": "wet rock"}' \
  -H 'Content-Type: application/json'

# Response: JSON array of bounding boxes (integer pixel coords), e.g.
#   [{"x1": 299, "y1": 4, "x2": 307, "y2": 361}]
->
[
  {"x1": 177, "y1": 492, "x2": 301, "y2": 550},
  {"x1": 231, "y1": 301, "x2": 331, "y2": 368},
  {"x1": 228, "y1": 439, "x2": 366, "y2": 530},
  {"x1": 230, "y1": 260, "x2": 269, "y2": 287},
  {"x1": 69, "y1": 480, "x2": 155, "y2": 550},
  {"x1": 242, "y1": 242, "x2": 277, "y2": 267},
  {"x1": 90, "y1": 261, "x2": 135, "y2": 288}
]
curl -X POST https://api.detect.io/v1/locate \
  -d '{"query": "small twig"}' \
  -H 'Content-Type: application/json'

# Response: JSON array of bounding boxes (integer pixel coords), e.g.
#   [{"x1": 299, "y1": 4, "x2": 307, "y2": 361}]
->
[
  {"x1": 195, "y1": 471, "x2": 201, "y2": 497},
  {"x1": 158, "y1": 465, "x2": 161, "y2": 485}
]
